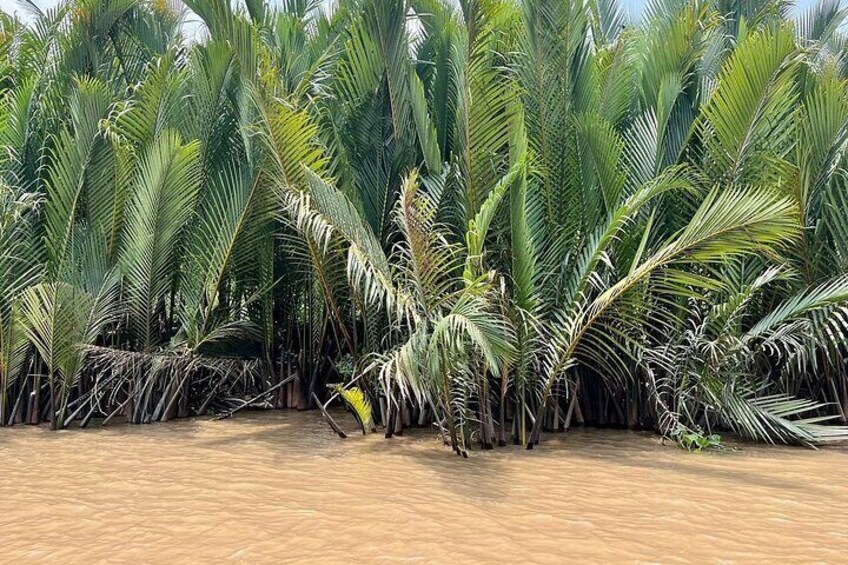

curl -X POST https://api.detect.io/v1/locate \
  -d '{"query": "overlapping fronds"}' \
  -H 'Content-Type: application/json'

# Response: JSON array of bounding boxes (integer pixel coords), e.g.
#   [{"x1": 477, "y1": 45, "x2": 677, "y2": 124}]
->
[{"x1": 0, "y1": 0, "x2": 846, "y2": 452}]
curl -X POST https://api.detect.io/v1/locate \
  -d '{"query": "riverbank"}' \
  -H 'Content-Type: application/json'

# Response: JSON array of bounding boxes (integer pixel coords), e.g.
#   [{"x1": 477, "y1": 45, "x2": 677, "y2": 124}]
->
[{"x1": 2, "y1": 410, "x2": 846, "y2": 563}]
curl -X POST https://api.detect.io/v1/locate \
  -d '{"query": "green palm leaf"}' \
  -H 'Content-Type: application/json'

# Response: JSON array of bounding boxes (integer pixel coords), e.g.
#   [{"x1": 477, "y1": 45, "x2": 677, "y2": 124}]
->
[{"x1": 120, "y1": 131, "x2": 202, "y2": 349}]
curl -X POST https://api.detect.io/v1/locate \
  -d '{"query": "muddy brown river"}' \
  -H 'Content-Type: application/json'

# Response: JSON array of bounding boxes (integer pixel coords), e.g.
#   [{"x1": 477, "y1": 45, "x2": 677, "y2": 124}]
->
[{"x1": 1, "y1": 410, "x2": 847, "y2": 563}]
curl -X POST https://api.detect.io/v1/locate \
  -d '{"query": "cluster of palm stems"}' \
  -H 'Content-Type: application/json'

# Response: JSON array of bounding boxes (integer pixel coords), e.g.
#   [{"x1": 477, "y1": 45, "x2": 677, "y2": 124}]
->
[{"x1": 1, "y1": 0, "x2": 848, "y2": 453}]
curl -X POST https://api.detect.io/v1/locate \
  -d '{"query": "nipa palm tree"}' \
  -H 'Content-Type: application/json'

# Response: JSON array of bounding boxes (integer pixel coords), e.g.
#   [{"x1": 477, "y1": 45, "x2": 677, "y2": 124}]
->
[{"x1": 0, "y1": 0, "x2": 846, "y2": 452}]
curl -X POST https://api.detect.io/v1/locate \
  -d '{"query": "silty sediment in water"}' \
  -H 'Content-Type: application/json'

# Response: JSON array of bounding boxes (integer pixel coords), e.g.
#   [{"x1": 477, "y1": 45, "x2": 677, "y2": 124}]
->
[{"x1": 2, "y1": 410, "x2": 847, "y2": 563}]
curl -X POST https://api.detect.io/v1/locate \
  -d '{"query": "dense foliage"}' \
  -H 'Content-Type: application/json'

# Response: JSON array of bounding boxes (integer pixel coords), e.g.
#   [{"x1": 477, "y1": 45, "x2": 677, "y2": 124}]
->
[{"x1": 1, "y1": 0, "x2": 848, "y2": 452}]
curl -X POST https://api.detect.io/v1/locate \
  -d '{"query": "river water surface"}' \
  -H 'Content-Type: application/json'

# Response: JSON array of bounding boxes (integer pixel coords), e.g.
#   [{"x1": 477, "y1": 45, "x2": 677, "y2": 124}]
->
[{"x1": 2, "y1": 410, "x2": 847, "y2": 563}]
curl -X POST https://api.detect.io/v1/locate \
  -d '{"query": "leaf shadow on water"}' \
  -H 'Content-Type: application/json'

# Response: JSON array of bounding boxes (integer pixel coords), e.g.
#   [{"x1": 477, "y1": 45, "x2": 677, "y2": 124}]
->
[
  {"x1": 190, "y1": 410, "x2": 844, "y2": 499},
  {"x1": 189, "y1": 412, "x2": 823, "y2": 501},
  {"x1": 363, "y1": 427, "x2": 841, "y2": 499},
  {"x1": 21, "y1": 408, "x2": 838, "y2": 503}
]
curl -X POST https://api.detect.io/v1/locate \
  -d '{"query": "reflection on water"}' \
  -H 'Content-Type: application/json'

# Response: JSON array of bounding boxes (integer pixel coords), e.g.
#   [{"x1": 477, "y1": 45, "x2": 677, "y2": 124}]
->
[{"x1": 1, "y1": 410, "x2": 847, "y2": 563}]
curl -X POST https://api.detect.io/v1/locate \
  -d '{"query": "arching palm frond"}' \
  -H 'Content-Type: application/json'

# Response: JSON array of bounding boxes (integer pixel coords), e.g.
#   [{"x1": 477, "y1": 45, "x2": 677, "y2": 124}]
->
[
  {"x1": 120, "y1": 131, "x2": 202, "y2": 349},
  {"x1": 43, "y1": 78, "x2": 113, "y2": 277}
]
